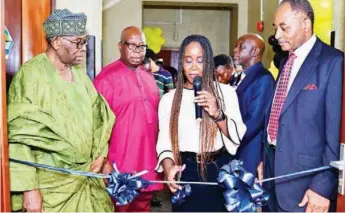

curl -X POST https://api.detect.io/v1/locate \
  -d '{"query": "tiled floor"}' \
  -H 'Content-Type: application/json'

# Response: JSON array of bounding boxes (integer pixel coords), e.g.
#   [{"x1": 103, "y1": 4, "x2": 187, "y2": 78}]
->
[{"x1": 151, "y1": 189, "x2": 172, "y2": 212}]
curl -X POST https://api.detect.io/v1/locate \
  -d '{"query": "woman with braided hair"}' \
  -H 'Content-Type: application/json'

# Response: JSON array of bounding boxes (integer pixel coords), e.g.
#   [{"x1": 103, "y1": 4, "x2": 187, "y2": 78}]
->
[{"x1": 155, "y1": 35, "x2": 246, "y2": 211}]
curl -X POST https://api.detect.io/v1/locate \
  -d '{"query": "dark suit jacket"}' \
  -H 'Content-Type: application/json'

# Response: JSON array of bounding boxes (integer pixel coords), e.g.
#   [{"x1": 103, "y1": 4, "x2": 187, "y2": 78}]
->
[
  {"x1": 235, "y1": 62, "x2": 275, "y2": 174},
  {"x1": 264, "y1": 38, "x2": 343, "y2": 211}
]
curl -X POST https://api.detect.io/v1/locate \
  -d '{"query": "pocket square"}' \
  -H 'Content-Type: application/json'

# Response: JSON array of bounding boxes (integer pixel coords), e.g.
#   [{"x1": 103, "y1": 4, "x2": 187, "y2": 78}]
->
[{"x1": 303, "y1": 84, "x2": 318, "y2": 90}]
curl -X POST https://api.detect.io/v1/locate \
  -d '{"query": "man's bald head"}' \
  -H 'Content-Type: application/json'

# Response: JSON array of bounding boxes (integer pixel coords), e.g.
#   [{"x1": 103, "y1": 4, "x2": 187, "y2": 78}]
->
[
  {"x1": 118, "y1": 26, "x2": 147, "y2": 68},
  {"x1": 120, "y1": 26, "x2": 146, "y2": 42},
  {"x1": 241, "y1": 34, "x2": 265, "y2": 57},
  {"x1": 233, "y1": 33, "x2": 265, "y2": 69}
]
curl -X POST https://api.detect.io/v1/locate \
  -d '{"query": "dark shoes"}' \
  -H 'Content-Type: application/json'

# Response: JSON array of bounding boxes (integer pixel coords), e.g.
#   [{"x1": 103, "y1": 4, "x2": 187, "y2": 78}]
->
[{"x1": 151, "y1": 197, "x2": 162, "y2": 207}]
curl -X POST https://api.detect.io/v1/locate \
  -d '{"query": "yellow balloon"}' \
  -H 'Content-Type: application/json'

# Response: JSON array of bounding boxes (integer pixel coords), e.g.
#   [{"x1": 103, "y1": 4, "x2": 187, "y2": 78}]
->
[
  {"x1": 268, "y1": 61, "x2": 278, "y2": 80},
  {"x1": 146, "y1": 41, "x2": 153, "y2": 50},
  {"x1": 151, "y1": 44, "x2": 161, "y2": 54},
  {"x1": 310, "y1": 0, "x2": 333, "y2": 44},
  {"x1": 145, "y1": 33, "x2": 154, "y2": 44},
  {"x1": 142, "y1": 26, "x2": 166, "y2": 53},
  {"x1": 156, "y1": 37, "x2": 165, "y2": 45},
  {"x1": 143, "y1": 27, "x2": 153, "y2": 35},
  {"x1": 153, "y1": 27, "x2": 163, "y2": 36}
]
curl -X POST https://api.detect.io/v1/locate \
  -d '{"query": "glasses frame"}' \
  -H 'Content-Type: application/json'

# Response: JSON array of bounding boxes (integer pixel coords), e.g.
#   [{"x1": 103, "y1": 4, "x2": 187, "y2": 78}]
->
[
  {"x1": 61, "y1": 36, "x2": 89, "y2": 49},
  {"x1": 121, "y1": 41, "x2": 147, "y2": 52}
]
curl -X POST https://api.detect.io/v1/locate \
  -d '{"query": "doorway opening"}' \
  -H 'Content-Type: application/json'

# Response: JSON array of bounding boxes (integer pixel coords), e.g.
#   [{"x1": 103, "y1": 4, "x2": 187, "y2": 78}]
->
[{"x1": 142, "y1": 2, "x2": 238, "y2": 68}]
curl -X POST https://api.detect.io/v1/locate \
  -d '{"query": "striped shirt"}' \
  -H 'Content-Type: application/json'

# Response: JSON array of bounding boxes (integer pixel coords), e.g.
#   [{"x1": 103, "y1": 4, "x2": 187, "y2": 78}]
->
[{"x1": 153, "y1": 67, "x2": 174, "y2": 97}]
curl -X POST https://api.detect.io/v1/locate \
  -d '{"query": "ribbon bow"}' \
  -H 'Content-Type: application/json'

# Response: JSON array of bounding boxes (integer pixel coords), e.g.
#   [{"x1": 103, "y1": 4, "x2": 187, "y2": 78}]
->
[
  {"x1": 106, "y1": 163, "x2": 150, "y2": 205},
  {"x1": 218, "y1": 160, "x2": 269, "y2": 212},
  {"x1": 171, "y1": 184, "x2": 192, "y2": 205}
]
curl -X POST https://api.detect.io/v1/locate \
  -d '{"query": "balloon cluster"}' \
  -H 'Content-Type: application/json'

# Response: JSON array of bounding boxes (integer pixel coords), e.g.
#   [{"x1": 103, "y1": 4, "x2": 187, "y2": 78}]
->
[{"x1": 143, "y1": 26, "x2": 166, "y2": 54}]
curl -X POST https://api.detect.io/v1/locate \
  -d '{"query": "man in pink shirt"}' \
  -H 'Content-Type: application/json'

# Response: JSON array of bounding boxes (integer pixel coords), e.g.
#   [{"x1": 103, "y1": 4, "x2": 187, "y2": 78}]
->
[{"x1": 93, "y1": 26, "x2": 163, "y2": 212}]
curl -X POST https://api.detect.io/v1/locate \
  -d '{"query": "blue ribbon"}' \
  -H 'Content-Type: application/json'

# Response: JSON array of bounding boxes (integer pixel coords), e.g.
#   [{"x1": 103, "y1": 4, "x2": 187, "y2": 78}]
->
[
  {"x1": 218, "y1": 160, "x2": 269, "y2": 212},
  {"x1": 9, "y1": 158, "x2": 151, "y2": 206},
  {"x1": 9, "y1": 158, "x2": 108, "y2": 178},
  {"x1": 11, "y1": 158, "x2": 334, "y2": 210},
  {"x1": 171, "y1": 184, "x2": 192, "y2": 205},
  {"x1": 106, "y1": 167, "x2": 150, "y2": 205}
]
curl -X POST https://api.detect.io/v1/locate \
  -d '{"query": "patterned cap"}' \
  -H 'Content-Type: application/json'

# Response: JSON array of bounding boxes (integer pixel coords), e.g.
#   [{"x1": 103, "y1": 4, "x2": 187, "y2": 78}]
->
[{"x1": 43, "y1": 9, "x2": 87, "y2": 38}]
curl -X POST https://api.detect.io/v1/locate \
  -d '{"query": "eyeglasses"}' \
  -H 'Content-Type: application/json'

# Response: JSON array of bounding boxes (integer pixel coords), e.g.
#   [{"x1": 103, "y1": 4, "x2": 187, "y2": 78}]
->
[
  {"x1": 121, "y1": 41, "x2": 147, "y2": 52},
  {"x1": 61, "y1": 36, "x2": 88, "y2": 49}
]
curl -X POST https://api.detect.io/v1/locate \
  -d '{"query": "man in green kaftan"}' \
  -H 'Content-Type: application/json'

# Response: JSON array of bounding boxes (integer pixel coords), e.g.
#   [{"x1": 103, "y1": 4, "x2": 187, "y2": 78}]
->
[{"x1": 8, "y1": 9, "x2": 115, "y2": 212}]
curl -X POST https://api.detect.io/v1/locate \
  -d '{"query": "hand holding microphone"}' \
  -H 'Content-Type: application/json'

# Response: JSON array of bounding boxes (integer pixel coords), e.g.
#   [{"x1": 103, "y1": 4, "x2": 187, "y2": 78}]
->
[
  {"x1": 193, "y1": 77, "x2": 220, "y2": 120},
  {"x1": 193, "y1": 76, "x2": 203, "y2": 120}
]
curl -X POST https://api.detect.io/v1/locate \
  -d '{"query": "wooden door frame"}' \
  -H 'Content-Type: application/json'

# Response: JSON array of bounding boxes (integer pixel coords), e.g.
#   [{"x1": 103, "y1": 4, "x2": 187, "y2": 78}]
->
[
  {"x1": 0, "y1": 0, "x2": 11, "y2": 211},
  {"x1": 0, "y1": 0, "x2": 55, "y2": 211}
]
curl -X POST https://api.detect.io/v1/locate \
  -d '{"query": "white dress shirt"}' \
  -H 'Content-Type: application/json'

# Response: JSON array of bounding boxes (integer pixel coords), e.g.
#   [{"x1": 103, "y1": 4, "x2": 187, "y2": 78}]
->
[
  {"x1": 267, "y1": 34, "x2": 317, "y2": 145},
  {"x1": 230, "y1": 71, "x2": 246, "y2": 89},
  {"x1": 155, "y1": 83, "x2": 247, "y2": 172}
]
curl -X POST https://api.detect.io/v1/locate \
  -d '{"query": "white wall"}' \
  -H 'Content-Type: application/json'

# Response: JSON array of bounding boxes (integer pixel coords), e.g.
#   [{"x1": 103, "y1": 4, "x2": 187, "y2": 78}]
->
[
  {"x1": 56, "y1": 0, "x2": 103, "y2": 73},
  {"x1": 103, "y1": 0, "x2": 248, "y2": 67},
  {"x1": 102, "y1": 0, "x2": 142, "y2": 67},
  {"x1": 143, "y1": 8, "x2": 230, "y2": 55}
]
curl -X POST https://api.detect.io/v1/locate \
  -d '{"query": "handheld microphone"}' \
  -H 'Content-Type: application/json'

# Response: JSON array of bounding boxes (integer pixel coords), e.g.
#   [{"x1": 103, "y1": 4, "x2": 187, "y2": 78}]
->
[{"x1": 193, "y1": 76, "x2": 202, "y2": 120}]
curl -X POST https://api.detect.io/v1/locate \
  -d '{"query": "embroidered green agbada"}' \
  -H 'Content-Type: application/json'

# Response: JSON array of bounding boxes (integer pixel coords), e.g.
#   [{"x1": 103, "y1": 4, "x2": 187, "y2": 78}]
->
[{"x1": 8, "y1": 53, "x2": 115, "y2": 212}]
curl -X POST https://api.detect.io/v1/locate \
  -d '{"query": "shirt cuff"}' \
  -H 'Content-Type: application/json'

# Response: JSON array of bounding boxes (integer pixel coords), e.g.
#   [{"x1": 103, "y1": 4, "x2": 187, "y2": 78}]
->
[{"x1": 155, "y1": 150, "x2": 174, "y2": 173}]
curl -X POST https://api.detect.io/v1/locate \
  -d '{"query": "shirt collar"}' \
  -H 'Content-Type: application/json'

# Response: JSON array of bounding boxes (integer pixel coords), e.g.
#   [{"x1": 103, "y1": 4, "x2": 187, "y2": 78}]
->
[
  {"x1": 119, "y1": 59, "x2": 143, "y2": 71},
  {"x1": 243, "y1": 61, "x2": 262, "y2": 74},
  {"x1": 232, "y1": 70, "x2": 243, "y2": 77},
  {"x1": 293, "y1": 34, "x2": 317, "y2": 59}
]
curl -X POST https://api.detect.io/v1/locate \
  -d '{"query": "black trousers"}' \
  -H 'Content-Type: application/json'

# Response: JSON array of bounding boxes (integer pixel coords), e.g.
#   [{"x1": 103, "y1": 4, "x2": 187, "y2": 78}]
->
[{"x1": 172, "y1": 152, "x2": 231, "y2": 212}]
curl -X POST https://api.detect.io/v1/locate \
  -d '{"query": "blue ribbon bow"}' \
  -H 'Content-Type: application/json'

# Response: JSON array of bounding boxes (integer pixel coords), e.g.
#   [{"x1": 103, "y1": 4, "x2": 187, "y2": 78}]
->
[
  {"x1": 171, "y1": 184, "x2": 192, "y2": 205},
  {"x1": 106, "y1": 164, "x2": 150, "y2": 206},
  {"x1": 218, "y1": 160, "x2": 269, "y2": 212}
]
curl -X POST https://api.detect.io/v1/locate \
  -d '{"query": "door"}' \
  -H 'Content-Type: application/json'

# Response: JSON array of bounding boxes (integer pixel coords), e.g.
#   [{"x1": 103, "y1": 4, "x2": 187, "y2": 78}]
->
[
  {"x1": 5, "y1": 0, "x2": 52, "y2": 87},
  {"x1": 156, "y1": 49, "x2": 179, "y2": 69},
  {"x1": 1, "y1": 0, "x2": 52, "y2": 211},
  {"x1": 157, "y1": 49, "x2": 172, "y2": 66},
  {"x1": 4, "y1": 0, "x2": 22, "y2": 88},
  {"x1": 0, "y1": 0, "x2": 10, "y2": 211}
]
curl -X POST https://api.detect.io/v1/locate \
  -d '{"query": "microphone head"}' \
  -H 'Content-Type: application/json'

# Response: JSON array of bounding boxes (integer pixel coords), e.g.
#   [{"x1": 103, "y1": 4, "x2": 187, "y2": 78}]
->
[
  {"x1": 193, "y1": 76, "x2": 202, "y2": 84},
  {"x1": 193, "y1": 76, "x2": 202, "y2": 120},
  {"x1": 193, "y1": 76, "x2": 202, "y2": 88}
]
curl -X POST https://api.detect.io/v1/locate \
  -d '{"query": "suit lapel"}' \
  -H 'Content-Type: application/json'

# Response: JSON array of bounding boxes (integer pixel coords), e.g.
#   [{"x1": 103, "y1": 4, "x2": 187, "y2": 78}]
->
[
  {"x1": 280, "y1": 39, "x2": 323, "y2": 115},
  {"x1": 236, "y1": 62, "x2": 265, "y2": 96}
]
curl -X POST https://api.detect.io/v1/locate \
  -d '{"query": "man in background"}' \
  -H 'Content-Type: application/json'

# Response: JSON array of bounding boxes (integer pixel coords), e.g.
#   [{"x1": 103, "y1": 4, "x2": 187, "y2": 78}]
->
[
  {"x1": 232, "y1": 33, "x2": 275, "y2": 175},
  {"x1": 94, "y1": 26, "x2": 163, "y2": 212},
  {"x1": 163, "y1": 65, "x2": 178, "y2": 87},
  {"x1": 145, "y1": 49, "x2": 174, "y2": 97}
]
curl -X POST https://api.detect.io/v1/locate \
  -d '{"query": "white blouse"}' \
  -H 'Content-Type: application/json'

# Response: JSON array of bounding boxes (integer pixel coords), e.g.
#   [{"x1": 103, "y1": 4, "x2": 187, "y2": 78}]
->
[{"x1": 155, "y1": 83, "x2": 247, "y2": 172}]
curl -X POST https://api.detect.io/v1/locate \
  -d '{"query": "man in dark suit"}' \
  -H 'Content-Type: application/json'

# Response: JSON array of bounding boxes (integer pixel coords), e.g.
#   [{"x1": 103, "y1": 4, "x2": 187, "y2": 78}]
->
[
  {"x1": 260, "y1": 0, "x2": 343, "y2": 212},
  {"x1": 232, "y1": 34, "x2": 275, "y2": 174}
]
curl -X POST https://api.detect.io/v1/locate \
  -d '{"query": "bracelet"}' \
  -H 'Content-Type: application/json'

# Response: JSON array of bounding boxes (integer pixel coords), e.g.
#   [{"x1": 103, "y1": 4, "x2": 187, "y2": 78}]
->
[{"x1": 213, "y1": 109, "x2": 226, "y2": 122}]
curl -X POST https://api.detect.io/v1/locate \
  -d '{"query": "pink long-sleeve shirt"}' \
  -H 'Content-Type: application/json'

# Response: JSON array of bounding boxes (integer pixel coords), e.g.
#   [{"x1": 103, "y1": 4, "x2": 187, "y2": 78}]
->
[{"x1": 94, "y1": 59, "x2": 163, "y2": 191}]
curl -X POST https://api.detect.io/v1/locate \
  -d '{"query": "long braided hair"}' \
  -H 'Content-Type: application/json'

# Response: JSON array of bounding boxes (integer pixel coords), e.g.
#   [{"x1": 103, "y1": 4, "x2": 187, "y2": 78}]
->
[{"x1": 169, "y1": 35, "x2": 224, "y2": 179}]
